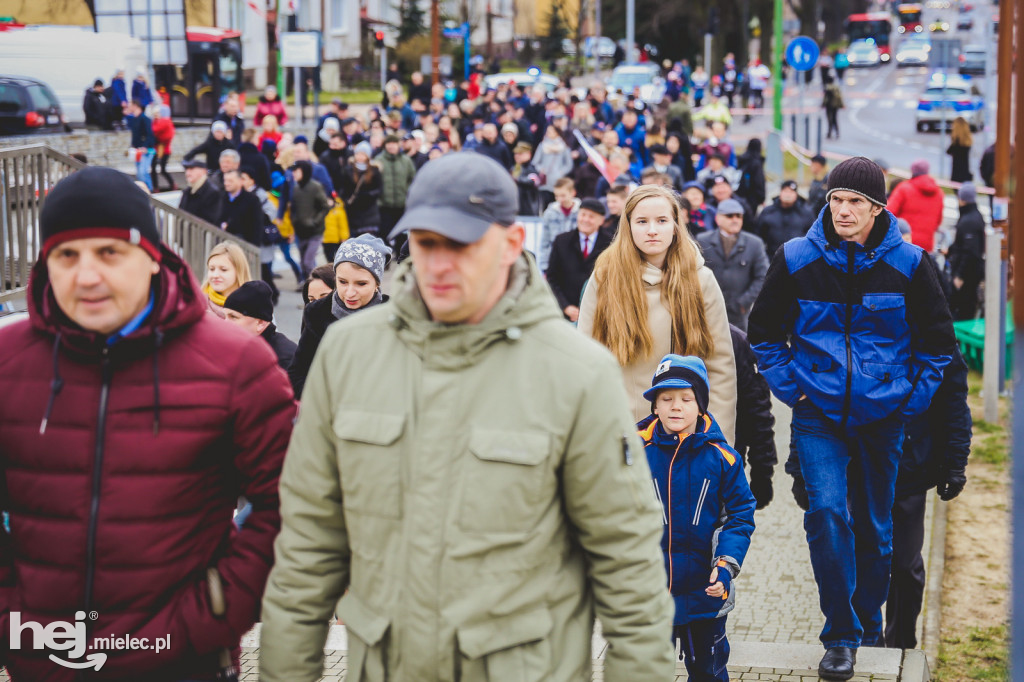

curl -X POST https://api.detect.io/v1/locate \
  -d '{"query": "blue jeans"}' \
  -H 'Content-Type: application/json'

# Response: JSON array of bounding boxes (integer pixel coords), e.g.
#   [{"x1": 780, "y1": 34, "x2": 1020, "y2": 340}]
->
[
  {"x1": 791, "y1": 399, "x2": 904, "y2": 650},
  {"x1": 674, "y1": 616, "x2": 729, "y2": 682},
  {"x1": 136, "y1": 148, "x2": 156, "y2": 191}
]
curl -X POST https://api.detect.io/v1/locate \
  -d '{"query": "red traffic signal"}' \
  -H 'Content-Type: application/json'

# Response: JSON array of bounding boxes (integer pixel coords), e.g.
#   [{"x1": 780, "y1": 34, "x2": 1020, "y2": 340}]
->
[{"x1": 374, "y1": 30, "x2": 384, "y2": 47}]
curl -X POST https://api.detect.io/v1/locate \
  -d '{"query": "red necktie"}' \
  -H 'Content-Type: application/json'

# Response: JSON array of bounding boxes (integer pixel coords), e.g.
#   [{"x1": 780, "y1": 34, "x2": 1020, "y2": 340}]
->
[{"x1": 582, "y1": 238, "x2": 590, "y2": 259}]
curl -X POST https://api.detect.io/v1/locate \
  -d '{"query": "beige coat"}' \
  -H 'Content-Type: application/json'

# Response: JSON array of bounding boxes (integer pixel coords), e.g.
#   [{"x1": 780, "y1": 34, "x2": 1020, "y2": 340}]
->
[
  {"x1": 578, "y1": 255, "x2": 738, "y2": 443},
  {"x1": 260, "y1": 253, "x2": 675, "y2": 681}
]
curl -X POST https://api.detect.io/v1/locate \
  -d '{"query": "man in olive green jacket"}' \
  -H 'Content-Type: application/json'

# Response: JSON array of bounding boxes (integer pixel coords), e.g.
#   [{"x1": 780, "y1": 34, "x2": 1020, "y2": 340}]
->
[
  {"x1": 260, "y1": 152, "x2": 675, "y2": 682},
  {"x1": 376, "y1": 133, "x2": 418, "y2": 241}
]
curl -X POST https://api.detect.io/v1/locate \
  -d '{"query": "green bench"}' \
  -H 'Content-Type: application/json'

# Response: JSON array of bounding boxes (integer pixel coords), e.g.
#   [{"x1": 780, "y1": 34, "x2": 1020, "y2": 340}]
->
[{"x1": 953, "y1": 311, "x2": 1014, "y2": 380}]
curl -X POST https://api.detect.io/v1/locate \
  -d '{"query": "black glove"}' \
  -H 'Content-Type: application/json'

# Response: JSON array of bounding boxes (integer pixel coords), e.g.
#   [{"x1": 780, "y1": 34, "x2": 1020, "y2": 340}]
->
[
  {"x1": 791, "y1": 474, "x2": 809, "y2": 511},
  {"x1": 750, "y1": 469, "x2": 774, "y2": 510},
  {"x1": 937, "y1": 467, "x2": 967, "y2": 501}
]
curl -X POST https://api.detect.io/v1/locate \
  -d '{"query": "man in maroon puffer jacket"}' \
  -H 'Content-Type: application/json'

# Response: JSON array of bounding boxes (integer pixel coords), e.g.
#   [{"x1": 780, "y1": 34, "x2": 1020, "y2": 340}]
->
[{"x1": 0, "y1": 166, "x2": 296, "y2": 680}]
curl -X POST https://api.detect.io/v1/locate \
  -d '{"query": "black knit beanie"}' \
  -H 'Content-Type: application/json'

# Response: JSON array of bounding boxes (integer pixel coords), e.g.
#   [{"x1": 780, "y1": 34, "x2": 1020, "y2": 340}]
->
[
  {"x1": 223, "y1": 281, "x2": 275, "y2": 322},
  {"x1": 825, "y1": 156, "x2": 888, "y2": 208},
  {"x1": 40, "y1": 166, "x2": 161, "y2": 261}
]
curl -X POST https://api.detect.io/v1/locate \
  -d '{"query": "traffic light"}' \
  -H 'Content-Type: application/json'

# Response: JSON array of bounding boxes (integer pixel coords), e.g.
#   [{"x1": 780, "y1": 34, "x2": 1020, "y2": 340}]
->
[{"x1": 374, "y1": 30, "x2": 385, "y2": 48}]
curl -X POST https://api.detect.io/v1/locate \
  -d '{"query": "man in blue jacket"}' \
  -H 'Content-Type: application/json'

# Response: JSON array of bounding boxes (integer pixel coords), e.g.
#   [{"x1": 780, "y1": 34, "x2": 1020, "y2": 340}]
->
[{"x1": 748, "y1": 157, "x2": 955, "y2": 680}]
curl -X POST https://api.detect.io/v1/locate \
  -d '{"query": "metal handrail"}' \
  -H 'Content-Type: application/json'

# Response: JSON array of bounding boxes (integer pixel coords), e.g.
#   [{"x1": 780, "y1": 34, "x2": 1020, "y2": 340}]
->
[{"x1": 1, "y1": 144, "x2": 259, "y2": 304}]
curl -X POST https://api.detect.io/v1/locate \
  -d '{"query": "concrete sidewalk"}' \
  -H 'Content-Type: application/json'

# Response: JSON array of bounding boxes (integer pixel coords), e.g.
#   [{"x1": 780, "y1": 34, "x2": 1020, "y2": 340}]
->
[{"x1": 236, "y1": 625, "x2": 928, "y2": 680}]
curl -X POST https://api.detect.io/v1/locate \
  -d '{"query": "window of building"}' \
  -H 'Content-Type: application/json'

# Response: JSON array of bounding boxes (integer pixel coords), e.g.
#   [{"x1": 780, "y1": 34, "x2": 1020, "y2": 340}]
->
[{"x1": 330, "y1": 0, "x2": 347, "y2": 31}]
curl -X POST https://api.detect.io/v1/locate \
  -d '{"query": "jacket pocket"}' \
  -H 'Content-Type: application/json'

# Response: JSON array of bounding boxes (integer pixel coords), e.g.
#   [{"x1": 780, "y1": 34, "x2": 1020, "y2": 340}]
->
[
  {"x1": 459, "y1": 428, "x2": 551, "y2": 534},
  {"x1": 692, "y1": 478, "x2": 710, "y2": 526},
  {"x1": 337, "y1": 592, "x2": 390, "y2": 682},
  {"x1": 334, "y1": 410, "x2": 405, "y2": 519},
  {"x1": 862, "y1": 361, "x2": 907, "y2": 383},
  {"x1": 457, "y1": 607, "x2": 554, "y2": 682}
]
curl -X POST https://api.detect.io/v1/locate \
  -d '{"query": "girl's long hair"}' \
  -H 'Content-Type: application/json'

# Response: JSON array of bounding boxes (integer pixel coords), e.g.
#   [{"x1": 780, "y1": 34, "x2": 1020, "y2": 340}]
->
[
  {"x1": 202, "y1": 242, "x2": 252, "y2": 291},
  {"x1": 590, "y1": 185, "x2": 714, "y2": 366},
  {"x1": 951, "y1": 116, "x2": 973, "y2": 148}
]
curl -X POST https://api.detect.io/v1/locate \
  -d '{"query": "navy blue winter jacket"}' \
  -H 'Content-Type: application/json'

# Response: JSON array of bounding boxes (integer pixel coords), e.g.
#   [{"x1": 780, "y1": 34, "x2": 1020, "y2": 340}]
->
[
  {"x1": 638, "y1": 413, "x2": 756, "y2": 626},
  {"x1": 748, "y1": 207, "x2": 956, "y2": 427},
  {"x1": 785, "y1": 347, "x2": 972, "y2": 499}
]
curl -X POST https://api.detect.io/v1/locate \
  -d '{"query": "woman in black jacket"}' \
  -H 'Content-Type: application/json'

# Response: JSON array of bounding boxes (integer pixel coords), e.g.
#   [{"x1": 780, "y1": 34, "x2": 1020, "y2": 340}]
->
[
  {"x1": 183, "y1": 121, "x2": 235, "y2": 170},
  {"x1": 288, "y1": 235, "x2": 392, "y2": 397},
  {"x1": 736, "y1": 138, "x2": 766, "y2": 214},
  {"x1": 338, "y1": 142, "x2": 383, "y2": 238}
]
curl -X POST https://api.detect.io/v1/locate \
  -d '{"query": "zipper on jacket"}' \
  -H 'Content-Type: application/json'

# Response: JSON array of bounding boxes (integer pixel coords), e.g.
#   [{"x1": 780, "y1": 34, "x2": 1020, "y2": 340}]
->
[
  {"x1": 665, "y1": 438, "x2": 684, "y2": 594},
  {"x1": 841, "y1": 244, "x2": 855, "y2": 428},
  {"x1": 84, "y1": 349, "x2": 112, "y2": 615},
  {"x1": 692, "y1": 479, "x2": 710, "y2": 526}
]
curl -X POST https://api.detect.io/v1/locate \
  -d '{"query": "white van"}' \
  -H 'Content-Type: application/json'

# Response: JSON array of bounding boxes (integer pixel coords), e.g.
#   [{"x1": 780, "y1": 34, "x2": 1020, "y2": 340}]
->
[{"x1": 0, "y1": 26, "x2": 146, "y2": 125}]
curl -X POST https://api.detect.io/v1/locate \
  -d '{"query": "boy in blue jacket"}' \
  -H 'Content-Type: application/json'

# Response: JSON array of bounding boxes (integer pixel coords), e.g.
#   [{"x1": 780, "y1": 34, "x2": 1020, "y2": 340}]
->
[{"x1": 638, "y1": 354, "x2": 757, "y2": 681}]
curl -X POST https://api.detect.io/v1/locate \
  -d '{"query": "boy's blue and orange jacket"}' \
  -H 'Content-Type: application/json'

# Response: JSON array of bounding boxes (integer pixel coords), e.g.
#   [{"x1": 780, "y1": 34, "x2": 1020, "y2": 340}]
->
[{"x1": 637, "y1": 412, "x2": 756, "y2": 626}]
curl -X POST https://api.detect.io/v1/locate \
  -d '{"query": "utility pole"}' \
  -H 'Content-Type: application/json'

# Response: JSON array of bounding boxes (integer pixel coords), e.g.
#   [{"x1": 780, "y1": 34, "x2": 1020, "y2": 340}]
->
[
  {"x1": 772, "y1": 0, "x2": 783, "y2": 131},
  {"x1": 626, "y1": 0, "x2": 635, "y2": 62},
  {"x1": 593, "y1": 0, "x2": 601, "y2": 80},
  {"x1": 486, "y1": 2, "x2": 493, "y2": 59},
  {"x1": 431, "y1": 0, "x2": 440, "y2": 85}
]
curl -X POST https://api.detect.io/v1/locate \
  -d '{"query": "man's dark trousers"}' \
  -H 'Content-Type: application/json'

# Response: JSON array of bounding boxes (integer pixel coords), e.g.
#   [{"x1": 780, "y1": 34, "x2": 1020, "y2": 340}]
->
[
  {"x1": 792, "y1": 400, "x2": 905, "y2": 649},
  {"x1": 884, "y1": 492, "x2": 927, "y2": 649}
]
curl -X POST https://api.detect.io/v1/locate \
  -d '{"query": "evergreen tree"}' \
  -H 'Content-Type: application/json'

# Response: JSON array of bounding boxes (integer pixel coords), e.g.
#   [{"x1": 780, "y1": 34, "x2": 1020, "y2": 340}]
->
[
  {"x1": 543, "y1": 0, "x2": 568, "y2": 60},
  {"x1": 398, "y1": 0, "x2": 427, "y2": 43}
]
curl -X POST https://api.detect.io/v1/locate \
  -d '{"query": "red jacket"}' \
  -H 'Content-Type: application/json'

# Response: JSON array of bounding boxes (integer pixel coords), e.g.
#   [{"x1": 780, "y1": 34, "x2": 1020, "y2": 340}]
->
[
  {"x1": 152, "y1": 117, "x2": 175, "y2": 156},
  {"x1": 887, "y1": 174, "x2": 944, "y2": 252},
  {"x1": 0, "y1": 247, "x2": 296, "y2": 680},
  {"x1": 254, "y1": 97, "x2": 288, "y2": 127}
]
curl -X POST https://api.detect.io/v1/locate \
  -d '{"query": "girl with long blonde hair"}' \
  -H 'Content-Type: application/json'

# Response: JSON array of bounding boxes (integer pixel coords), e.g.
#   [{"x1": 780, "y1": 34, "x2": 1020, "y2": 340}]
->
[
  {"x1": 578, "y1": 185, "x2": 737, "y2": 439},
  {"x1": 947, "y1": 116, "x2": 974, "y2": 183},
  {"x1": 201, "y1": 242, "x2": 252, "y2": 317}
]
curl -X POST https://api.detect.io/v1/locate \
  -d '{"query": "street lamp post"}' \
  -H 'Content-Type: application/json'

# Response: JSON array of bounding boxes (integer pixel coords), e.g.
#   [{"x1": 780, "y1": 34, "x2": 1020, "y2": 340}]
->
[
  {"x1": 772, "y1": 0, "x2": 783, "y2": 131},
  {"x1": 626, "y1": 0, "x2": 634, "y2": 63}
]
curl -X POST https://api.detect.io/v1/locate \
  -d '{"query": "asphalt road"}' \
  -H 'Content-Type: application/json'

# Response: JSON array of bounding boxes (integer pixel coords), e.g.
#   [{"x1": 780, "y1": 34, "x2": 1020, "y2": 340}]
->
[{"x1": 823, "y1": 0, "x2": 995, "y2": 177}]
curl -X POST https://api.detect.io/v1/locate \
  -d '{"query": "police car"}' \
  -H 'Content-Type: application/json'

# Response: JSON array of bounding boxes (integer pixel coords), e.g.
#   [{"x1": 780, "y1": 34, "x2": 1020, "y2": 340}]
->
[{"x1": 915, "y1": 72, "x2": 984, "y2": 132}]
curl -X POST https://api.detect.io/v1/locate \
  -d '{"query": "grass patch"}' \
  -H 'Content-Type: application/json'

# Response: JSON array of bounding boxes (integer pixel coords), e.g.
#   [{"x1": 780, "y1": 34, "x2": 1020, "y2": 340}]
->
[
  {"x1": 973, "y1": 434, "x2": 1008, "y2": 467},
  {"x1": 934, "y1": 624, "x2": 1009, "y2": 681},
  {"x1": 974, "y1": 419, "x2": 1003, "y2": 434},
  {"x1": 280, "y1": 90, "x2": 385, "y2": 106}
]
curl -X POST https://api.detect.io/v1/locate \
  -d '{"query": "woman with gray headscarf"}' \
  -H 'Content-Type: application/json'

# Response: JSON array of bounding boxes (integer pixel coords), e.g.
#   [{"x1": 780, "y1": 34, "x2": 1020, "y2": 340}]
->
[{"x1": 287, "y1": 234, "x2": 392, "y2": 397}]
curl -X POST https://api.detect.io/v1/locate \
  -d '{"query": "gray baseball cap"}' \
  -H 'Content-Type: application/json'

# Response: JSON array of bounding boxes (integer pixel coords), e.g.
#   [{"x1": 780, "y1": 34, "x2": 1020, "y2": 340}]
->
[
  {"x1": 716, "y1": 198, "x2": 745, "y2": 216},
  {"x1": 389, "y1": 152, "x2": 518, "y2": 244}
]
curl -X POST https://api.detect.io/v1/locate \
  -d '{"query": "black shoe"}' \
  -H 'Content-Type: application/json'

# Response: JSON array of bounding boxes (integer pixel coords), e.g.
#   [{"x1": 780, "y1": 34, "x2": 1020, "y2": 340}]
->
[{"x1": 818, "y1": 647, "x2": 856, "y2": 681}]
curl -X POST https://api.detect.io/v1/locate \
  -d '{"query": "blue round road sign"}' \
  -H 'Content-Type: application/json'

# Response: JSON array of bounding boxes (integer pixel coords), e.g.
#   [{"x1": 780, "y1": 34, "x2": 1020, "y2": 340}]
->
[{"x1": 786, "y1": 36, "x2": 820, "y2": 72}]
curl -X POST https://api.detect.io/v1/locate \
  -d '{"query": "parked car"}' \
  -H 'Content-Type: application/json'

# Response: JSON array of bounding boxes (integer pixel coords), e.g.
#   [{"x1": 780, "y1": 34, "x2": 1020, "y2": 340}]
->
[
  {"x1": 916, "y1": 71, "x2": 985, "y2": 132},
  {"x1": 846, "y1": 39, "x2": 883, "y2": 67},
  {"x1": 562, "y1": 36, "x2": 617, "y2": 58},
  {"x1": 607, "y1": 63, "x2": 666, "y2": 105},
  {"x1": 929, "y1": 20, "x2": 951, "y2": 32},
  {"x1": 483, "y1": 69, "x2": 561, "y2": 93},
  {"x1": 896, "y1": 38, "x2": 931, "y2": 66},
  {"x1": 957, "y1": 15, "x2": 974, "y2": 30},
  {"x1": 958, "y1": 45, "x2": 986, "y2": 75},
  {"x1": 0, "y1": 75, "x2": 67, "y2": 136}
]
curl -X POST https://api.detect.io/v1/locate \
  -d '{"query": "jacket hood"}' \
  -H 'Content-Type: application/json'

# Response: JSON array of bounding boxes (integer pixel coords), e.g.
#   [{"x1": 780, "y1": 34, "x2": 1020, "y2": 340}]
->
[
  {"x1": 806, "y1": 205, "x2": 905, "y2": 272},
  {"x1": 388, "y1": 251, "x2": 562, "y2": 370},
  {"x1": 909, "y1": 173, "x2": 942, "y2": 196},
  {"x1": 28, "y1": 244, "x2": 208, "y2": 359}
]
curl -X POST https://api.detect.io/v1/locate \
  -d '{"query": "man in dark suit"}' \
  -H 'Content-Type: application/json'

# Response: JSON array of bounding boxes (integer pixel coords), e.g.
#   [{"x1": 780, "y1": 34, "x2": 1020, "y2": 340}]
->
[
  {"x1": 219, "y1": 170, "x2": 264, "y2": 246},
  {"x1": 545, "y1": 198, "x2": 612, "y2": 322},
  {"x1": 179, "y1": 159, "x2": 222, "y2": 225}
]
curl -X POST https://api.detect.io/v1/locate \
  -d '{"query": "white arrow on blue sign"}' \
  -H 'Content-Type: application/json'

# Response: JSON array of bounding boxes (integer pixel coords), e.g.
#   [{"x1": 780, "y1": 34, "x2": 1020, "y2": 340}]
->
[{"x1": 785, "y1": 36, "x2": 820, "y2": 72}]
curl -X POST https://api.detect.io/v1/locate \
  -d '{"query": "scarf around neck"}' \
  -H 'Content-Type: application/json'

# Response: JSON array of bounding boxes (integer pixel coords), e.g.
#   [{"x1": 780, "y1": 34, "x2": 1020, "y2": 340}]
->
[
  {"x1": 203, "y1": 283, "x2": 227, "y2": 307},
  {"x1": 332, "y1": 287, "x2": 383, "y2": 320}
]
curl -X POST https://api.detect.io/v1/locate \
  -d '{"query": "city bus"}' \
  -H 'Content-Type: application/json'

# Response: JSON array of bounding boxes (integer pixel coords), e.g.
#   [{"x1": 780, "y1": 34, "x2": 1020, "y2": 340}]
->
[
  {"x1": 897, "y1": 3, "x2": 924, "y2": 33},
  {"x1": 153, "y1": 27, "x2": 244, "y2": 124},
  {"x1": 847, "y1": 12, "x2": 894, "y2": 61}
]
